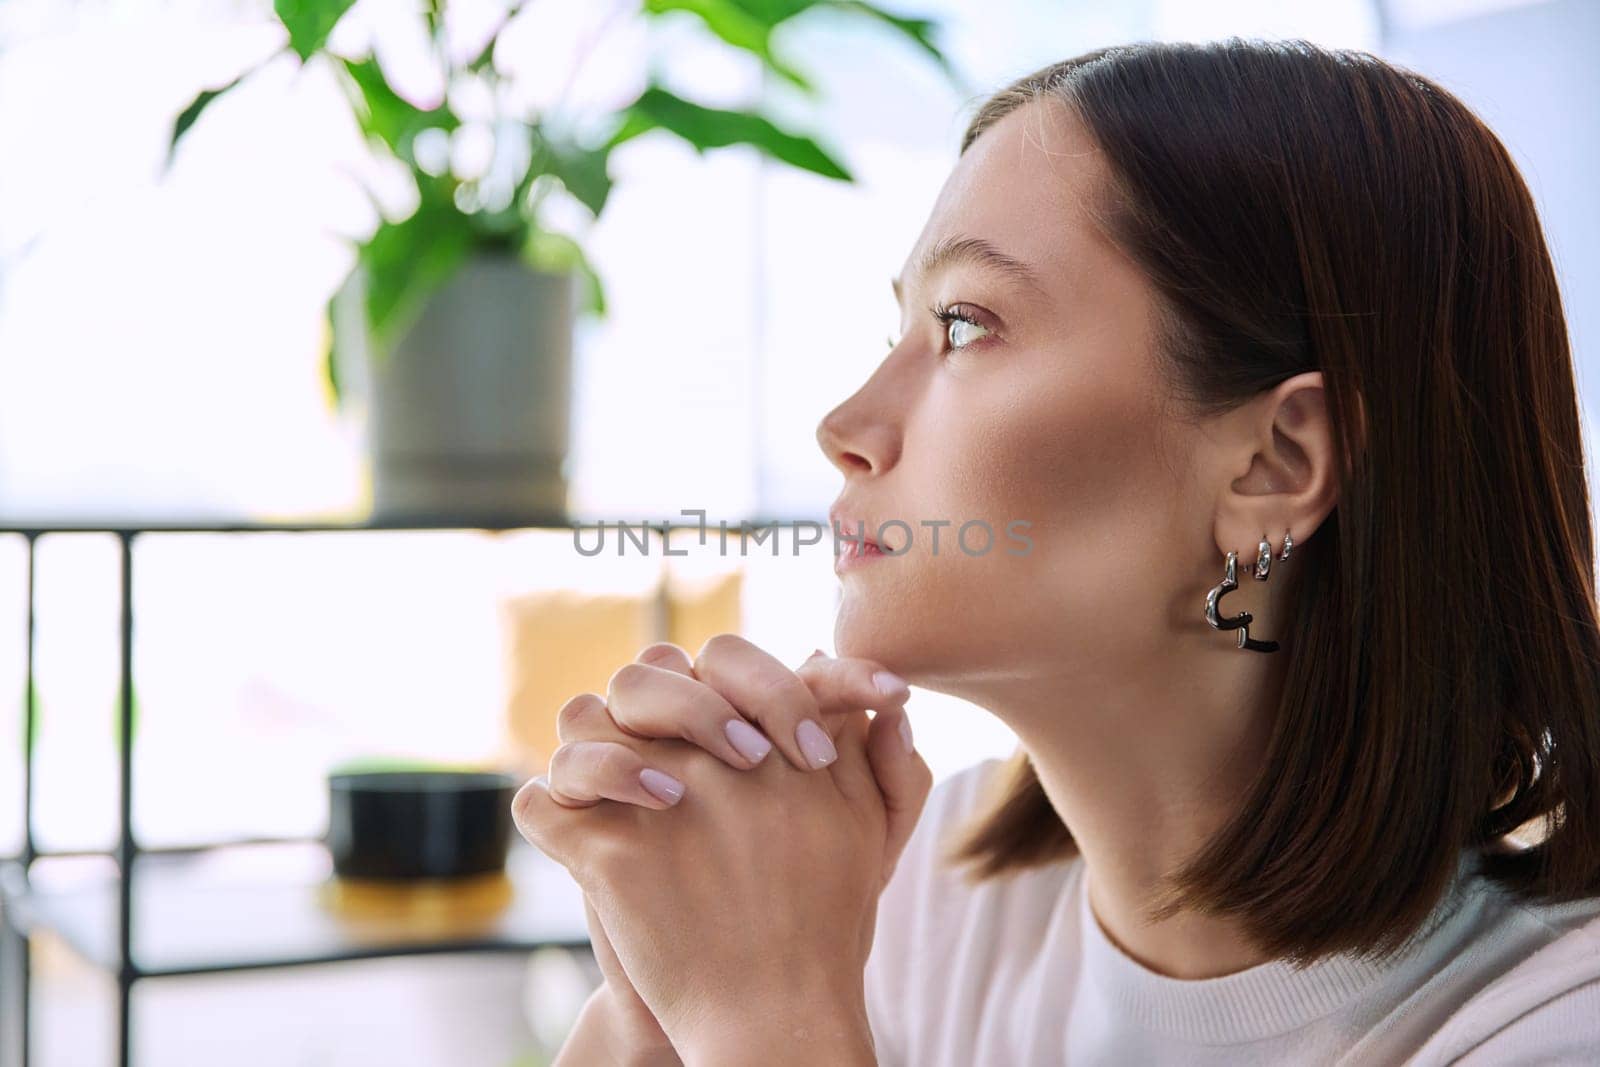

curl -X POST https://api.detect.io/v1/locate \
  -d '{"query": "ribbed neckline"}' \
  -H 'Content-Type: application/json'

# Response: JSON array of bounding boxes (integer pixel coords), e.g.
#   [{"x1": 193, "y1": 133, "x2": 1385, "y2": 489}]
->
[{"x1": 1076, "y1": 850, "x2": 1484, "y2": 1044}]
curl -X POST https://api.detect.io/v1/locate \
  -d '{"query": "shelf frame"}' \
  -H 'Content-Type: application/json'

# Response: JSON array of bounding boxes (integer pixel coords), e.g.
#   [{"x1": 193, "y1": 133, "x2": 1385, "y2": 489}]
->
[{"x1": 0, "y1": 516, "x2": 796, "y2": 1067}]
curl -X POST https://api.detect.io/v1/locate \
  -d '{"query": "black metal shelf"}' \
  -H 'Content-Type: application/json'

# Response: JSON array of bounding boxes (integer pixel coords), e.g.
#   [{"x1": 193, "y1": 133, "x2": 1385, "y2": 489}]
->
[
  {"x1": 0, "y1": 514, "x2": 811, "y2": 1067},
  {"x1": 0, "y1": 839, "x2": 588, "y2": 980}
]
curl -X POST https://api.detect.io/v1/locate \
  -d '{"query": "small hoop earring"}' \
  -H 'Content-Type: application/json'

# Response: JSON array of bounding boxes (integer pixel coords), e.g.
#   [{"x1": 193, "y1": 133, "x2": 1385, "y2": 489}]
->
[
  {"x1": 1203, "y1": 546, "x2": 1283, "y2": 653},
  {"x1": 1279, "y1": 528, "x2": 1294, "y2": 561},
  {"x1": 1252, "y1": 533, "x2": 1272, "y2": 581}
]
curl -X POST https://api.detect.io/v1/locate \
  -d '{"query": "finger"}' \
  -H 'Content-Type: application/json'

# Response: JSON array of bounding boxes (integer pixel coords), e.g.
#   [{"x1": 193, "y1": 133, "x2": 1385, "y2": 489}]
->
[
  {"x1": 794, "y1": 653, "x2": 911, "y2": 718},
  {"x1": 556, "y1": 692, "x2": 611, "y2": 744},
  {"x1": 635, "y1": 641, "x2": 695, "y2": 677},
  {"x1": 823, "y1": 706, "x2": 879, "y2": 811},
  {"x1": 694, "y1": 633, "x2": 833, "y2": 772},
  {"x1": 607, "y1": 661, "x2": 775, "y2": 770},
  {"x1": 511, "y1": 774, "x2": 583, "y2": 869},
  {"x1": 546, "y1": 739, "x2": 687, "y2": 810},
  {"x1": 862, "y1": 706, "x2": 934, "y2": 891}
]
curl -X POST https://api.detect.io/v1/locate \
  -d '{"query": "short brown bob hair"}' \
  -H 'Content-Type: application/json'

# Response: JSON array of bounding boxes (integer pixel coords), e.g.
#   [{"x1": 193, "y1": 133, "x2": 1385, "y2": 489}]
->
[{"x1": 941, "y1": 37, "x2": 1600, "y2": 966}]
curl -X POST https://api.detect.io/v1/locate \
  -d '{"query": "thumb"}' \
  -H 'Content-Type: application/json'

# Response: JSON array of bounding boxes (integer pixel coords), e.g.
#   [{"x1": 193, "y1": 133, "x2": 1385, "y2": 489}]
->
[{"x1": 865, "y1": 705, "x2": 933, "y2": 892}]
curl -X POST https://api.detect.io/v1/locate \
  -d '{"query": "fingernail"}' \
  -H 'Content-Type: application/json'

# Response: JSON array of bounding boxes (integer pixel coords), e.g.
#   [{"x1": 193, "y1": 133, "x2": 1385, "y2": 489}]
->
[
  {"x1": 873, "y1": 670, "x2": 908, "y2": 698},
  {"x1": 725, "y1": 718, "x2": 773, "y2": 765},
  {"x1": 796, "y1": 718, "x2": 838, "y2": 769},
  {"x1": 807, "y1": 647, "x2": 831, "y2": 660},
  {"x1": 639, "y1": 768, "x2": 685, "y2": 805},
  {"x1": 898, "y1": 714, "x2": 914, "y2": 755}
]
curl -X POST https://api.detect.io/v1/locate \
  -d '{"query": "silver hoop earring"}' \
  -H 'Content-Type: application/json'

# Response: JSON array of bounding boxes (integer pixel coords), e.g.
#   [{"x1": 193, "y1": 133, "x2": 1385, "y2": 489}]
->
[
  {"x1": 1279, "y1": 528, "x2": 1293, "y2": 561},
  {"x1": 1204, "y1": 546, "x2": 1283, "y2": 653},
  {"x1": 1252, "y1": 534, "x2": 1273, "y2": 580}
]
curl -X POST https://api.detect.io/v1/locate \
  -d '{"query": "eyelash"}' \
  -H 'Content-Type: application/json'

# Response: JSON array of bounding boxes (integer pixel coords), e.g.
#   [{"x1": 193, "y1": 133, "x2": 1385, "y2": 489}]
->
[{"x1": 884, "y1": 301, "x2": 989, "y2": 353}]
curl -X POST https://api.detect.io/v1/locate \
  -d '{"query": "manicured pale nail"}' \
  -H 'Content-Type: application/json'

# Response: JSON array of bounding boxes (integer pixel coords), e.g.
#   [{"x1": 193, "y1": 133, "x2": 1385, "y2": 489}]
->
[
  {"x1": 639, "y1": 768, "x2": 684, "y2": 805},
  {"x1": 874, "y1": 670, "x2": 908, "y2": 698},
  {"x1": 725, "y1": 718, "x2": 773, "y2": 765},
  {"x1": 898, "y1": 714, "x2": 915, "y2": 754},
  {"x1": 796, "y1": 718, "x2": 838, "y2": 768}
]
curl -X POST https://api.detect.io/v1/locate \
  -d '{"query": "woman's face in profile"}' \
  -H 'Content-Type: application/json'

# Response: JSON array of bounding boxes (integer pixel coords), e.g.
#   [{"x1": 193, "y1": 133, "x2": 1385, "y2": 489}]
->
[{"x1": 816, "y1": 98, "x2": 1219, "y2": 696}]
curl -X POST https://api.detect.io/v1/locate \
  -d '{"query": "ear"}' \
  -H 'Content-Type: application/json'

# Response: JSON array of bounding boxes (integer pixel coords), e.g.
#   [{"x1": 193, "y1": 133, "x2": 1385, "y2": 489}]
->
[{"x1": 1213, "y1": 371, "x2": 1340, "y2": 560}]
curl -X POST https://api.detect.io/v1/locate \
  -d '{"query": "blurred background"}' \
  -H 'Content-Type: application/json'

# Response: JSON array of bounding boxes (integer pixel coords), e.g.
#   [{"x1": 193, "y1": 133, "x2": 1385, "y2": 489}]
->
[{"x1": 0, "y1": 0, "x2": 1595, "y2": 1063}]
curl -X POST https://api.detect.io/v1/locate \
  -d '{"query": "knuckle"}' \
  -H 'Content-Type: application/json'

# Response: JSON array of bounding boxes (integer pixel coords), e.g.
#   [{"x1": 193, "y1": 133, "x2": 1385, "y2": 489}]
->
[
  {"x1": 755, "y1": 668, "x2": 802, "y2": 696},
  {"x1": 758, "y1": 669, "x2": 820, "y2": 715},
  {"x1": 607, "y1": 661, "x2": 651, "y2": 696},
  {"x1": 695, "y1": 632, "x2": 747, "y2": 665},
  {"x1": 545, "y1": 742, "x2": 580, "y2": 782},
  {"x1": 511, "y1": 779, "x2": 541, "y2": 828},
  {"x1": 511, "y1": 781, "x2": 556, "y2": 850},
  {"x1": 555, "y1": 692, "x2": 606, "y2": 740},
  {"x1": 636, "y1": 641, "x2": 690, "y2": 667},
  {"x1": 596, "y1": 741, "x2": 645, "y2": 783},
  {"x1": 548, "y1": 740, "x2": 640, "y2": 805}
]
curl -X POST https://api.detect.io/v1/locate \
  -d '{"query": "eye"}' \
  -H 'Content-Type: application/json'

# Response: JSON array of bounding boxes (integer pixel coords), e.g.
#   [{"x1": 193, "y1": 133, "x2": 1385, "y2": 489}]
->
[
  {"x1": 930, "y1": 300, "x2": 991, "y2": 353},
  {"x1": 884, "y1": 301, "x2": 994, "y2": 353}
]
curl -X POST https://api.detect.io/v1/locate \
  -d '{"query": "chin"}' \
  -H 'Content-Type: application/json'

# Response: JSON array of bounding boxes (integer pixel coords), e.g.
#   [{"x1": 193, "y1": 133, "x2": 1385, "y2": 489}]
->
[
  {"x1": 832, "y1": 581, "x2": 966, "y2": 686},
  {"x1": 833, "y1": 590, "x2": 913, "y2": 669}
]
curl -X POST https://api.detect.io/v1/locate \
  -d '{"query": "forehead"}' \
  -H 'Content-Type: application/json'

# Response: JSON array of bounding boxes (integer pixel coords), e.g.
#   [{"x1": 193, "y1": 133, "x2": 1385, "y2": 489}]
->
[{"x1": 900, "y1": 97, "x2": 1112, "y2": 291}]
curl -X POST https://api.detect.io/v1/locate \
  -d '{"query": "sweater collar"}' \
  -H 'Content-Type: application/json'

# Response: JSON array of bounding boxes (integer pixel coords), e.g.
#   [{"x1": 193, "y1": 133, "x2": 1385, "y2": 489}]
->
[{"x1": 1076, "y1": 850, "x2": 1483, "y2": 1044}]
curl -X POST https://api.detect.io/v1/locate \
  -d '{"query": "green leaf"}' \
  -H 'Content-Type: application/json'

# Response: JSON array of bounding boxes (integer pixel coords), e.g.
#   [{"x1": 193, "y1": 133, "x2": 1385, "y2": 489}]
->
[
  {"x1": 336, "y1": 55, "x2": 461, "y2": 168},
  {"x1": 699, "y1": 0, "x2": 963, "y2": 90},
  {"x1": 523, "y1": 230, "x2": 608, "y2": 318},
  {"x1": 274, "y1": 0, "x2": 359, "y2": 62},
  {"x1": 165, "y1": 45, "x2": 292, "y2": 175},
  {"x1": 360, "y1": 177, "x2": 475, "y2": 363},
  {"x1": 166, "y1": 72, "x2": 247, "y2": 172},
  {"x1": 642, "y1": 0, "x2": 813, "y2": 93},
  {"x1": 821, "y1": 0, "x2": 957, "y2": 83},
  {"x1": 724, "y1": 0, "x2": 816, "y2": 20},
  {"x1": 528, "y1": 129, "x2": 615, "y2": 217},
  {"x1": 606, "y1": 84, "x2": 852, "y2": 181}
]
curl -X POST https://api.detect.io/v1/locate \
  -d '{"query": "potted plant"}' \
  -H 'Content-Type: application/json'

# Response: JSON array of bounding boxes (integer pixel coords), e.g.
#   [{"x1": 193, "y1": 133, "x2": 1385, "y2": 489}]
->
[{"x1": 165, "y1": 0, "x2": 963, "y2": 522}]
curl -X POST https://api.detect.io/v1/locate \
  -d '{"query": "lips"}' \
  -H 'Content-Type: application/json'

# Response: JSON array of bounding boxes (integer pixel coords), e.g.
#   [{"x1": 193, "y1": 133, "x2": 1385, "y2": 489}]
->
[
  {"x1": 841, "y1": 538, "x2": 884, "y2": 560},
  {"x1": 828, "y1": 504, "x2": 890, "y2": 574},
  {"x1": 828, "y1": 508, "x2": 881, "y2": 550}
]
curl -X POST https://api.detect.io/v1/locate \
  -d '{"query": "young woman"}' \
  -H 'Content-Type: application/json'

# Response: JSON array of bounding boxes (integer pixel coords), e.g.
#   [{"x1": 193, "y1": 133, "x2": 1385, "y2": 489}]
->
[{"x1": 513, "y1": 38, "x2": 1600, "y2": 1065}]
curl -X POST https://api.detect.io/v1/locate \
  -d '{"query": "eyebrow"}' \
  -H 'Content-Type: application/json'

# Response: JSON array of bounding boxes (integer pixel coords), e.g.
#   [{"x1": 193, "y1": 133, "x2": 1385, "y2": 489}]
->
[{"x1": 890, "y1": 234, "x2": 1047, "y2": 306}]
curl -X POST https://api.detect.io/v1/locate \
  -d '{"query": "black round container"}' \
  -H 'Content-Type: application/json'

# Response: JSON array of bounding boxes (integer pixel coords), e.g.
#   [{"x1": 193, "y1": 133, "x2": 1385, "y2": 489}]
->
[{"x1": 326, "y1": 770, "x2": 518, "y2": 881}]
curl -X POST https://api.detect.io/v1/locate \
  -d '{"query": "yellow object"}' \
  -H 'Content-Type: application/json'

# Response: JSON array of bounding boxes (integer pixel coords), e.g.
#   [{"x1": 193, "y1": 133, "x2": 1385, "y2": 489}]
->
[
  {"x1": 498, "y1": 570, "x2": 744, "y2": 777},
  {"x1": 318, "y1": 869, "x2": 514, "y2": 942},
  {"x1": 666, "y1": 567, "x2": 745, "y2": 650}
]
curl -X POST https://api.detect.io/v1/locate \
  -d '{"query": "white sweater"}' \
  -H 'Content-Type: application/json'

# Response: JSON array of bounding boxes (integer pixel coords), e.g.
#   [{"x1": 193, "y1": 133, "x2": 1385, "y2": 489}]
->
[{"x1": 864, "y1": 757, "x2": 1600, "y2": 1066}]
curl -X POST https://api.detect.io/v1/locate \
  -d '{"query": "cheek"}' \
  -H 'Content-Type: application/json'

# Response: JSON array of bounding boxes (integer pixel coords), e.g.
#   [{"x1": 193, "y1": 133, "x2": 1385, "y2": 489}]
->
[{"x1": 834, "y1": 362, "x2": 1189, "y2": 675}]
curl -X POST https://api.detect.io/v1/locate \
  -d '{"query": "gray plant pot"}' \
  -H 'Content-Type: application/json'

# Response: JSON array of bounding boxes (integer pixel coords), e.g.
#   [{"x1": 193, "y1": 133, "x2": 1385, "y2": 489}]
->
[{"x1": 334, "y1": 250, "x2": 576, "y2": 523}]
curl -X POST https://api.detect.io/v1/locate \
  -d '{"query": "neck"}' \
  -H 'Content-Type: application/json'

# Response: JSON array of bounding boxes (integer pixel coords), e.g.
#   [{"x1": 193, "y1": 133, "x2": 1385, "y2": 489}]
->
[{"x1": 957, "y1": 633, "x2": 1288, "y2": 979}]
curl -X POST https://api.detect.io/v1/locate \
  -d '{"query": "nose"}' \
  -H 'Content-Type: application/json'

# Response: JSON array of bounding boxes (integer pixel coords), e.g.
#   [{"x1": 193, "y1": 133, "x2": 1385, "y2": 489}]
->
[{"x1": 816, "y1": 390, "x2": 899, "y2": 476}]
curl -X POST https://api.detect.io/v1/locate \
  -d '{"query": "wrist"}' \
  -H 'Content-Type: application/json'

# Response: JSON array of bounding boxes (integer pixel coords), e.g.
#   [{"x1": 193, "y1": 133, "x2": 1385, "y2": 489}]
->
[
  {"x1": 594, "y1": 984, "x2": 684, "y2": 1067},
  {"x1": 677, "y1": 992, "x2": 876, "y2": 1066}
]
